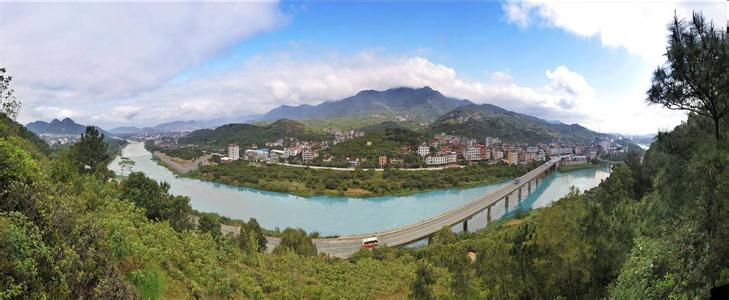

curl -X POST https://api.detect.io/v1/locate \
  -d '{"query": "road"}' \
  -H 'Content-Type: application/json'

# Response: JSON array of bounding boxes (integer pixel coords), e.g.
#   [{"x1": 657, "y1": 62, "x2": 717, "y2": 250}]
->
[{"x1": 226, "y1": 158, "x2": 560, "y2": 258}]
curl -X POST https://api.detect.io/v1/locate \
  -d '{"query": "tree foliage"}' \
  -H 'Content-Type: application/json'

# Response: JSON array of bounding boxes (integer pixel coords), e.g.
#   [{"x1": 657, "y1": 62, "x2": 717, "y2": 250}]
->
[
  {"x1": 648, "y1": 12, "x2": 729, "y2": 140},
  {"x1": 273, "y1": 228, "x2": 317, "y2": 256},
  {"x1": 69, "y1": 126, "x2": 111, "y2": 176},
  {"x1": 0, "y1": 68, "x2": 21, "y2": 121}
]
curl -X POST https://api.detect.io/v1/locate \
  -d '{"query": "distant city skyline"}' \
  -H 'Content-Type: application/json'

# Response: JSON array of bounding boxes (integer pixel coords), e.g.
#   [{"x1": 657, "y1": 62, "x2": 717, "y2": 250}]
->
[{"x1": 0, "y1": 1, "x2": 726, "y2": 134}]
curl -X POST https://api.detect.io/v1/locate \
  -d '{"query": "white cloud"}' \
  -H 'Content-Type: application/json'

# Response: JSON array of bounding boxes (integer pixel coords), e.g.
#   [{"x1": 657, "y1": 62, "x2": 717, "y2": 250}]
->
[
  {"x1": 0, "y1": 2, "x2": 287, "y2": 123},
  {"x1": 502, "y1": 0, "x2": 727, "y2": 62},
  {"x1": 80, "y1": 53, "x2": 599, "y2": 129},
  {"x1": 33, "y1": 106, "x2": 78, "y2": 120}
]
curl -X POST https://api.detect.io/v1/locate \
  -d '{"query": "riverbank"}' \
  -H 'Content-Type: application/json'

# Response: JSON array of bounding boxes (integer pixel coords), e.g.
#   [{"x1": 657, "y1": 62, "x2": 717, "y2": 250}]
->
[
  {"x1": 185, "y1": 159, "x2": 539, "y2": 198},
  {"x1": 558, "y1": 162, "x2": 607, "y2": 172},
  {"x1": 152, "y1": 151, "x2": 213, "y2": 174}
]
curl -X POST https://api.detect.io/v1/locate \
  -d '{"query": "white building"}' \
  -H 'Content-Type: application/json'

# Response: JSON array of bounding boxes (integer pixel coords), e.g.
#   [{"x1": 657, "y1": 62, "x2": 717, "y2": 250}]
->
[
  {"x1": 426, "y1": 155, "x2": 448, "y2": 166},
  {"x1": 244, "y1": 149, "x2": 269, "y2": 161},
  {"x1": 284, "y1": 147, "x2": 298, "y2": 157},
  {"x1": 228, "y1": 144, "x2": 240, "y2": 161},
  {"x1": 464, "y1": 146, "x2": 480, "y2": 161},
  {"x1": 447, "y1": 152, "x2": 457, "y2": 164},
  {"x1": 491, "y1": 149, "x2": 504, "y2": 161},
  {"x1": 417, "y1": 145, "x2": 430, "y2": 157},
  {"x1": 302, "y1": 149, "x2": 315, "y2": 162},
  {"x1": 270, "y1": 149, "x2": 287, "y2": 159}
]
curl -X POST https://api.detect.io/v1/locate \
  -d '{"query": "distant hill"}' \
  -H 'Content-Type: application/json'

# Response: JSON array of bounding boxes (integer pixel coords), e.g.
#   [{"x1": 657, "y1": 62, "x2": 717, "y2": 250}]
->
[
  {"x1": 430, "y1": 104, "x2": 607, "y2": 143},
  {"x1": 25, "y1": 118, "x2": 109, "y2": 136},
  {"x1": 153, "y1": 120, "x2": 208, "y2": 132},
  {"x1": 179, "y1": 119, "x2": 329, "y2": 147},
  {"x1": 109, "y1": 126, "x2": 142, "y2": 135},
  {"x1": 261, "y1": 87, "x2": 472, "y2": 124}
]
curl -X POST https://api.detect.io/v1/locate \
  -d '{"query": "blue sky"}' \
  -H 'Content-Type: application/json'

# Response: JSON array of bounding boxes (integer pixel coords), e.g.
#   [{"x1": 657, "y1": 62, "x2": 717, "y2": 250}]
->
[{"x1": 1, "y1": 1, "x2": 726, "y2": 134}]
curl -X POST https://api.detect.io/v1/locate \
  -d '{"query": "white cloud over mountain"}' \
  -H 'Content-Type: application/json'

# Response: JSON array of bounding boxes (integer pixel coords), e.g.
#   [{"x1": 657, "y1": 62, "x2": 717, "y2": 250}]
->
[
  {"x1": 67, "y1": 53, "x2": 600, "y2": 128},
  {"x1": 1, "y1": 1, "x2": 700, "y2": 134}
]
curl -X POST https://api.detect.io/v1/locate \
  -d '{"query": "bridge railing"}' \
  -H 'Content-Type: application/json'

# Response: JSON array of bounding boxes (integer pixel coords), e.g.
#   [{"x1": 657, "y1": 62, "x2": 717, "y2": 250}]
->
[{"x1": 331, "y1": 158, "x2": 561, "y2": 241}]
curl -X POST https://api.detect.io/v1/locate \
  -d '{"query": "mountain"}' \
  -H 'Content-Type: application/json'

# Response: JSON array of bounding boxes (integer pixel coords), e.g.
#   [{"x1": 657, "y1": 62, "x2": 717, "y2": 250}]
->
[
  {"x1": 261, "y1": 87, "x2": 472, "y2": 124},
  {"x1": 25, "y1": 118, "x2": 108, "y2": 136},
  {"x1": 180, "y1": 119, "x2": 329, "y2": 147},
  {"x1": 109, "y1": 126, "x2": 142, "y2": 135},
  {"x1": 430, "y1": 104, "x2": 607, "y2": 143},
  {"x1": 152, "y1": 120, "x2": 207, "y2": 132}
]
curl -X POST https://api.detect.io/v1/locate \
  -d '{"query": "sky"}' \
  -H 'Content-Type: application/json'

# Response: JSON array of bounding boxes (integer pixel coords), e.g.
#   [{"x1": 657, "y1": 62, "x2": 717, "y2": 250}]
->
[{"x1": 0, "y1": 1, "x2": 727, "y2": 135}]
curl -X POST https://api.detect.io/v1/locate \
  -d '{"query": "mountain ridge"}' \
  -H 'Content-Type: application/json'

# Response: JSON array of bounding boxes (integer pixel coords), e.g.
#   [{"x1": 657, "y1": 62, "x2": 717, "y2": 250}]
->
[{"x1": 261, "y1": 86, "x2": 473, "y2": 123}]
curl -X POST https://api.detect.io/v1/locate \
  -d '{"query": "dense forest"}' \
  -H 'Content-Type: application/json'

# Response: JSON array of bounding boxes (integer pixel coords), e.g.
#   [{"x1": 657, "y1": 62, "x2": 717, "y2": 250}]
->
[
  {"x1": 2, "y1": 13, "x2": 728, "y2": 298},
  {"x1": 190, "y1": 159, "x2": 537, "y2": 197}
]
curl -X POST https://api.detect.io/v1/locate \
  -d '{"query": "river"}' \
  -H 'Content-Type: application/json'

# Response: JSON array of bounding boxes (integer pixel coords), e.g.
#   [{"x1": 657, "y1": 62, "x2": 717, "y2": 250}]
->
[{"x1": 110, "y1": 142, "x2": 611, "y2": 236}]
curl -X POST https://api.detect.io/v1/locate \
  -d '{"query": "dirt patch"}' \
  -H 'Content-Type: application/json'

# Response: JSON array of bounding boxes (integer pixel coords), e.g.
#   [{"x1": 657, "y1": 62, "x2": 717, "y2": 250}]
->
[
  {"x1": 506, "y1": 219, "x2": 523, "y2": 226},
  {"x1": 154, "y1": 151, "x2": 212, "y2": 173},
  {"x1": 344, "y1": 188, "x2": 372, "y2": 197}
]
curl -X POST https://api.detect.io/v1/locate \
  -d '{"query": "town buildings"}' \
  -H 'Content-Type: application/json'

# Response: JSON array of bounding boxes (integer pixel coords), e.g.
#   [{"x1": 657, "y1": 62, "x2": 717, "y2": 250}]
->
[
  {"x1": 417, "y1": 144, "x2": 430, "y2": 156},
  {"x1": 228, "y1": 144, "x2": 240, "y2": 161}
]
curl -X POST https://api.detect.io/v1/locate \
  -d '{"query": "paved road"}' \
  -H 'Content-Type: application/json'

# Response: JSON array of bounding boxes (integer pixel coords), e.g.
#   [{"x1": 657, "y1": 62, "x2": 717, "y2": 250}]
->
[
  {"x1": 311, "y1": 158, "x2": 560, "y2": 258},
  {"x1": 224, "y1": 158, "x2": 559, "y2": 258},
  {"x1": 270, "y1": 162, "x2": 465, "y2": 172}
]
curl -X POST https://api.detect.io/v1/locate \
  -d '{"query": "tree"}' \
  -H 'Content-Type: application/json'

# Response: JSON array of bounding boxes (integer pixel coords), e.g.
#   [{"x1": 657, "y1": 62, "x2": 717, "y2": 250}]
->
[
  {"x1": 0, "y1": 212, "x2": 54, "y2": 298},
  {"x1": 410, "y1": 262, "x2": 435, "y2": 300},
  {"x1": 238, "y1": 218, "x2": 267, "y2": 253},
  {"x1": 120, "y1": 172, "x2": 193, "y2": 231},
  {"x1": 69, "y1": 126, "x2": 110, "y2": 176},
  {"x1": 273, "y1": 228, "x2": 317, "y2": 256},
  {"x1": 647, "y1": 13, "x2": 729, "y2": 141},
  {"x1": 198, "y1": 213, "x2": 221, "y2": 239},
  {"x1": 429, "y1": 226, "x2": 457, "y2": 246},
  {"x1": 0, "y1": 68, "x2": 21, "y2": 121}
]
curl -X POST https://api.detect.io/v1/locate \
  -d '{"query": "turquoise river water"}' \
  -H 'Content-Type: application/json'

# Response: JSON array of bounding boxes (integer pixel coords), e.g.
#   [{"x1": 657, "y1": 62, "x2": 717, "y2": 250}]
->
[{"x1": 110, "y1": 142, "x2": 611, "y2": 236}]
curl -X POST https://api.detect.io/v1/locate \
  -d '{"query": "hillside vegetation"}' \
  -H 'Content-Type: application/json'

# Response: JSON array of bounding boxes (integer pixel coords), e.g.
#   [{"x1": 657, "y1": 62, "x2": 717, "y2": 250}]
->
[
  {"x1": 431, "y1": 104, "x2": 606, "y2": 143},
  {"x1": 180, "y1": 119, "x2": 328, "y2": 147},
  {"x1": 2, "y1": 15, "x2": 728, "y2": 297},
  {"x1": 190, "y1": 160, "x2": 536, "y2": 197},
  {"x1": 4, "y1": 109, "x2": 728, "y2": 297},
  {"x1": 261, "y1": 86, "x2": 472, "y2": 124}
]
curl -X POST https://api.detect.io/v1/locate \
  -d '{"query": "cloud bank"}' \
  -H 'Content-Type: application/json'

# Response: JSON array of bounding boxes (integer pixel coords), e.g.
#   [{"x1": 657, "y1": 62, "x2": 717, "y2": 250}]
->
[
  {"x1": 502, "y1": 0, "x2": 727, "y2": 62},
  {"x1": 0, "y1": 2, "x2": 287, "y2": 122},
  {"x1": 73, "y1": 53, "x2": 600, "y2": 128}
]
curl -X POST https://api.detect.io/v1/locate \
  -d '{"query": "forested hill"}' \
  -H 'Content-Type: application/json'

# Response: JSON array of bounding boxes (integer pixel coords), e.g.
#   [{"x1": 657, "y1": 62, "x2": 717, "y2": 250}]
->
[
  {"x1": 25, "y1": 117, "x2": 110, "y2": 136},
  {"x1": 430, "y1": 104, "x2": 607, "y2": 143},
  {"x1": 179, "y1": 119, "x2": 329, "y2": 147},
  {"x1": 0, "y1": 113, "x2": 49, "y2": 154},
  {"x1": 261, "y1": 86, "x2": 472, "y2": 123}
]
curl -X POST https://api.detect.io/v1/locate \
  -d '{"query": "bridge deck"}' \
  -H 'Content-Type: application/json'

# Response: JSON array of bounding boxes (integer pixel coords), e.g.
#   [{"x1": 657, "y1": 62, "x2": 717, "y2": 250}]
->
[{"x1": 308, "y1": 157, "x2": 561, "y2": 258}]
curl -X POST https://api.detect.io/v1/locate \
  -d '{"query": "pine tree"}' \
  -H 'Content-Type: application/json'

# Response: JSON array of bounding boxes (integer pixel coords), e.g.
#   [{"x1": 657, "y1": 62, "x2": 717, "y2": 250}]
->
[{"x1": 69, "y1": 126, "x2": 110, "y2": 176}]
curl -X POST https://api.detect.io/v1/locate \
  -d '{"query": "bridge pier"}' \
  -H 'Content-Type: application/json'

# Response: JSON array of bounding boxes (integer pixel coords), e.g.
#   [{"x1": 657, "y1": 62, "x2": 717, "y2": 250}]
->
[
  {"x1": 487, "y1": 206, "x2": 492, "y2": 223},
  {"x1": 504, "y1": 194, "x2": 510, "y2": 212},
  {"x1": 463, "y1": 218, "x2": 469, "y2": 232}
]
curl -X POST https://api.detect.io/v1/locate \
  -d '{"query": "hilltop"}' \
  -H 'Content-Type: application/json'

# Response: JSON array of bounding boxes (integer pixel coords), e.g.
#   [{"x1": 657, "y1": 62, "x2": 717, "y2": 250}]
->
[
  {"x1": 430, "y1": 104, "x2": 607, "y2": 143},
  {"x1": 256, "y1": 87, "x2": 607, "y2": 143},
  {"x1": 261, "y1": 86, "x2": 472, "y2": 125},
  {"x1": 26, "y1": 117, "x2": 109, "y2": 136},
  {"x1": 180, "y1": 119, "x2": 328, "y2": 147}
]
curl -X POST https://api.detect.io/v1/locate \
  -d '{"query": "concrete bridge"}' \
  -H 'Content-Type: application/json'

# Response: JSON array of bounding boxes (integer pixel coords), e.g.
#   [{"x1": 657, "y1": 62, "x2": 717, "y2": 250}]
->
[{"x1": 295, "y1": 157, "x2": 562, "y2": 258}]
